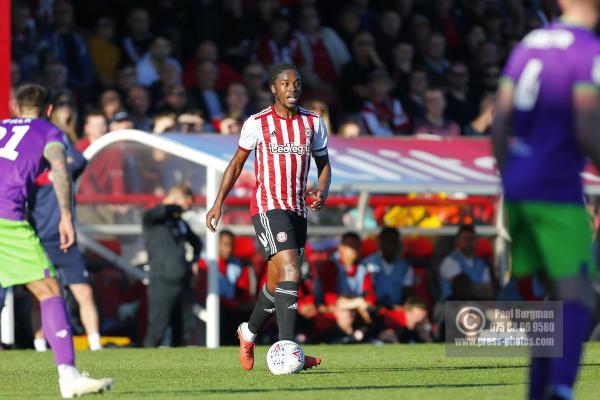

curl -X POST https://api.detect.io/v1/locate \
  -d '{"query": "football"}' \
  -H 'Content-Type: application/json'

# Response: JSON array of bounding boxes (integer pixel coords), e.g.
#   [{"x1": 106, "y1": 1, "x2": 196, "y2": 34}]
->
[{"x1": 266, "y1": 340, "x2": 305, "y2": 375}]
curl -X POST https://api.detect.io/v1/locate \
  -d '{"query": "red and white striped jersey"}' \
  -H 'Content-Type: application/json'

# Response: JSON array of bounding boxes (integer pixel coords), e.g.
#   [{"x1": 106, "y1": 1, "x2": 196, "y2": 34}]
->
[{"x1": 238, "y1": 105, "x2": 328, "y2": 217}]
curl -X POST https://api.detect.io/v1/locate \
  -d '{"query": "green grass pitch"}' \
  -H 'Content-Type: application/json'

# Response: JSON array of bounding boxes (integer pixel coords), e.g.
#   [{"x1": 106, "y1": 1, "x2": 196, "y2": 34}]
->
[{"x1": 1, "y1": 344, "x2": 600, "y2": 399}]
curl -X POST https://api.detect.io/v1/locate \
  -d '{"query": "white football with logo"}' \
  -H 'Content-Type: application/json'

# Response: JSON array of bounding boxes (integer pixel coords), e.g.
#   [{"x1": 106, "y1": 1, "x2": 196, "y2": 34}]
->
[{"x1": 266, "y1": 340, "x2": 304, "y2": 375}]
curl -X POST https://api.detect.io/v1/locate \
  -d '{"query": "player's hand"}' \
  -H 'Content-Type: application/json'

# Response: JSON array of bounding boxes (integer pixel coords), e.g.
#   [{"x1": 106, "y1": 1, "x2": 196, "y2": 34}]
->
[
  {"x1": 205, "y1": 205, "x2": 222, "y2": 232},
  {"x1": 58, "y1": 215, "x2": 75, "y2": 252},
  {"x1": 309, "y1": 189, "x2": 328, "y2": 211}
]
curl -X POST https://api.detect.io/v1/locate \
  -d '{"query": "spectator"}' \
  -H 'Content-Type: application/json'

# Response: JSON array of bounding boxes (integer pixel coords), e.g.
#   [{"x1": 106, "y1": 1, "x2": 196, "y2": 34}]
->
[
  {"x1": 127, "y1": 85, "x2": 152, "y2": 131},
  {"x1": 304, "y1": 99, "x2": 333, "y2": 135},
  {"x1": 480, "y1": 64, "x2": 501, "y2": 94},
  {"x1": 318, "y1": 232, "x2": 375, "y2": 341},
  {"x1": 143, "y1": 184, "x2": 202, "y2": 347},
  {"x1": 76, "y1": 110, "x2": 108, "y2": 152},
  {"x1": 182, "y1": 39, "x2": 241, "y2": 92},
  {"x1": 115, "y1": 62, "x2": 137, "y2": 99},
  {"x1": 136, "y1": 36, "x2": 182, "y2": 87},
  {"x1": 408, "y1": 14, "x2": 432, "y2": 58},
  {"x1": 254, "y1": 90, "x2": 274, "y2": 113},
  {"x1": 413, "y1": 87, "x2": 460, "y2": 136},
  {"x1": 375, "y1": 9, "x2": 403, "y2": 69},
  {"x1": 219, "y1": 117, "x2": 243, "y2": 135},
  {"x1": 294, "y1": 6, "x2": 350, "y2": 90},
  {"x1": 364, "y1": 227, "x2": 414, "y2": 308},
  {"x1": 463, "y1": 94, "x2": 495, "y2": 136},
  {"x1": 38, "y1": 1, "x2": 94, "y2": 94},
  {"x1": 43, "y1": 62, "x2": 69, "y2": 96},
  {"x1": 242, "y1": 62, "x2": 268, "y2": 112},
  {"x1": 439, "y1": 224, "x2": 494, "y2": 300},
  {"x1": 338, "y1": 121, "x2": 362, "y2": 138},
  {"x1": 224, "y1": 82, "x2": 250, "y2": 122},
  {"x1": 361, "y1": 69, "x2": 411, "y2": 136},
  {"x1": 176, "y1": 110, "x2": 206, "y2": 133},
  {"x1": 189, "y1": 61, "x2": 225, "y2": 124},
  {"x1": 340, "y1": 31, "x2": 385, "y2": 114},
  {"x1": 423, "y1": 33, "x2": 449, "y2": 86},
  {"x1": 12, "y1": 0, "x2": 40, "y2": 81},
  {"x1": 49, "y1": 91, "x2": 78, "y2": 144},
  {"x1": 390, "y1": 42, "x2": 414, "y2": 98},
  {"x1": 122, "y1": 8, "x2": 153, "y2": 65},
  {"x1": 254, "y1": 8, "x2": 304, "y2": 67},
  {"x1": 157, "y1": 83, "x2": 191, "y2": 116},
  {"x1": 434, "y1": 0, "x2": 464, "y2": 57},
  {"x1": 462, "y1": 24, "x2": 487, "y2": 62},
  {"x1": 149, "y1": 63, "x2": 181, "y2": 109},
  {"x1": 336, "y1": 6, "x2": 362, "y2": 48},
  {"x1": 399, "y1": 70, "x2": 429, "y2": 123},
  {"x1": 153, "y1": 112, "x2": 177, "y2": 134},
  {"x1": 88, "y1": 16, "x2": 121, "y2": 88},
  {"x1": 108, "y1": 111, "x2": 134, "y2": 132},
  {"x1": 99, "y1": 89, "x2": 123, "y2": 121},
  {"x1": 444, "y1": 61, "x2": 479, "y2": 133}
]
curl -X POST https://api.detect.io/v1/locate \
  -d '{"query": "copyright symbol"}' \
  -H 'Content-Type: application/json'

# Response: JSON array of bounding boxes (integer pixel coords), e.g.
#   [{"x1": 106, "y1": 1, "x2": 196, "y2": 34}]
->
[{"x1": 456, "y1": 306, "x2": 485, "y2": 336}]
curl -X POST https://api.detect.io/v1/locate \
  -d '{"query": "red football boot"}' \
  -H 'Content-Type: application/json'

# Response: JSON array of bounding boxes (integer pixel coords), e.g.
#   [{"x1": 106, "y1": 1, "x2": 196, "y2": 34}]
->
[
  {"x1": 236, "y1": 324, "x2": 255, "y2": 370},
  {"x1": 303, "y1": 355, "x2": 321, "y2": 370}
]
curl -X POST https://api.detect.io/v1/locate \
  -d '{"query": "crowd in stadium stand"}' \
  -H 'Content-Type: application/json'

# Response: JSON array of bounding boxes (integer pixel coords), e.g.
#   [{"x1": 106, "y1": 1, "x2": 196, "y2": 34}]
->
[
  {"x1": 7, "y1": 0, "x2": 580, "y2": 347},
  {"x1": 12, "y1": 0, "x2": 559, "y2": 138}
]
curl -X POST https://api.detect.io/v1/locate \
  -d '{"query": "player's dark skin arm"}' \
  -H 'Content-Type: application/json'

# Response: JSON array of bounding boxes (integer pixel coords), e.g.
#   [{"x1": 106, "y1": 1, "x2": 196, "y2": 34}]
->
[
  {"x1": 574, "y1": 87, "x2": 600, "y2": 170},
  {"x1": 309, "y1": 155, "x2": 331, "y2": 210},
  {"x1": 490, "y1": 80, "x2": 514, "y2": 174},
  {"x1": 205, "y1": 148, "x2": 250, "y2": 232},
  {"x1": 44, "y1": 144, "x2": 75, "y2": 251}
]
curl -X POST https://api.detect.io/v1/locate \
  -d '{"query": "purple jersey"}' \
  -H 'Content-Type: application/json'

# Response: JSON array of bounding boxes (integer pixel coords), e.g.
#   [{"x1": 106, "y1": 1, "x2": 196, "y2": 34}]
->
[
  {"x1": 501, "y1": 22, "x2": 600, "y2": 203},
  {"x1": 0, "y1": 118, "x2": 65, "y2": 221}
]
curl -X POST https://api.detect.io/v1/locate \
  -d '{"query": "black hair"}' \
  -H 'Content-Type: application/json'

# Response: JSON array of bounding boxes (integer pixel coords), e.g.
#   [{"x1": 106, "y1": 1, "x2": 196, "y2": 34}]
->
[
  {"x1": 379, "y1": 227, "x2": 400, "y2": 240},
  {"x1": 219, "y1": 229, "x2": 235, "y2": 239},
  {"x1": 456, "y1": 224, "x2": 475, "y2": 237},
  {"x1": 341, "y1": 231, "x2": 361, "y2": 244},
  {"x1": 267, "y1": 63, "x2": 298, "y2": 87}
]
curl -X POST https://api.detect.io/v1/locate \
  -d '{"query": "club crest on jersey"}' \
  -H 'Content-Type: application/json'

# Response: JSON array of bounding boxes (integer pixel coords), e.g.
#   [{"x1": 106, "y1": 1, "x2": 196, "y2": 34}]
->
[
  {"x1": 277, "y1": 232, "x2": 288, "y2": 243},
  {"x1": 269, "y1": 142, "x2": 310, "y2": 155},
  {"x1": 304, "y1": 127, "x2": 312, "y2": 137}
]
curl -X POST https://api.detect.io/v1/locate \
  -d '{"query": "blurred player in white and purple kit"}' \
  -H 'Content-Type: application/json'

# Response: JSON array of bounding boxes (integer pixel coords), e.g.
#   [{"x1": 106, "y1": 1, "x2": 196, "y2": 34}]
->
[
  {"x1": 492, "y1": 1, "x2": 600, "y2": 399},
  {"x1": 0, "y1": 83, "x2": 113, "y2": 398}
]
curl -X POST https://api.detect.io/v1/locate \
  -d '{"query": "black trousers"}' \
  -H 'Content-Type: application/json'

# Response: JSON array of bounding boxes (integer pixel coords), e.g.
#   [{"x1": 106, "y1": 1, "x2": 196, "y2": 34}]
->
[{"x1": 144, "y1": 278, "x2": 194, "y2": 347}]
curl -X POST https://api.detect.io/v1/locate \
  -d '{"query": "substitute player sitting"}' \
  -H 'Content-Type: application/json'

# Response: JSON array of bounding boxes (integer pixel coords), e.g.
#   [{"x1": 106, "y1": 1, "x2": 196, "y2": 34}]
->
[
  {"x1": 206, "y1": 63, "x2": 331, "y2": 370},
  {"x1": 0, "y1": 83, "x2": 113, "y2": 398}
]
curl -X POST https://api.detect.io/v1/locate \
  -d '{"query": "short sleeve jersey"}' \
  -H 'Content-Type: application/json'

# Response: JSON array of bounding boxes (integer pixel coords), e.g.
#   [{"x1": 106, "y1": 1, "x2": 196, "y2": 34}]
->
[
  {"x1": 0, "y1": 118, "x2": 65, "y2": 221},
  {"x1": 501, "y1": 22, "x2": 600, "y2": 203},
  {"x1": 238, "y1": 105, "x2": 328, "y2": 217}
]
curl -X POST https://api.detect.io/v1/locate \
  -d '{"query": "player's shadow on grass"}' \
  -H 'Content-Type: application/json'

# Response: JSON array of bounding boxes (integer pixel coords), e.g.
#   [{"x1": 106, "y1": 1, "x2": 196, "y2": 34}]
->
[
  {"x1": 120, "y1": 382, "x2": 522, "y2": 396},
  {"x1": 309, "y1": 362, "x2": 600, "y2": 375}
]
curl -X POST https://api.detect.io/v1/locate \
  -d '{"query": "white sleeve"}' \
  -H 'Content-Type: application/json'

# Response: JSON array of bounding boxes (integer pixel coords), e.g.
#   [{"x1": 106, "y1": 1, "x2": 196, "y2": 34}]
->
[
  {"x1": 403, "y1": 266, "x2": 414, "y2": 286},
  {"x1": 238, "y1": 117, "x2": 260, "y2": 152},
  {"x1": 311, "y1": 117, "x2": 328, "y2": 157},
  {"x1": 439, "y1": 257, "x2": 462, "y2": 281}
]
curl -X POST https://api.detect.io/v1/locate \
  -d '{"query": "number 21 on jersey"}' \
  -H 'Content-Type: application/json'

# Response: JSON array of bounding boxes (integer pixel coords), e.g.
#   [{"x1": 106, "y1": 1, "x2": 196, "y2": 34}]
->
[
  {"x1": 514, "y1": 59, "x2": 543, "y2": 111},
  {"x1": 0, "y1": 125, "x2": 30, "y2": 161}
]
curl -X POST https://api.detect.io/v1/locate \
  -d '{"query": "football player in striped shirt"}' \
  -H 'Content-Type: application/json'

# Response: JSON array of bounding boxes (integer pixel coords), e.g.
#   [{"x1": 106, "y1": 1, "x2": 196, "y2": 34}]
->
[{"x1": 206, "y1": 63, "x2": 331, "y2": 371}]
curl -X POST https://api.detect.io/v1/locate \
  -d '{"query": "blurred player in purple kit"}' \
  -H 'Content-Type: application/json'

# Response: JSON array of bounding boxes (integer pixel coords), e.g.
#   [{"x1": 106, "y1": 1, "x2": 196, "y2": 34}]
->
[
  {"x1": 492, "y1": 1, "x2": 600, "y2": 399},
  {"x1": 0, "y1": 83, "x2": 113, "y2": 398}
]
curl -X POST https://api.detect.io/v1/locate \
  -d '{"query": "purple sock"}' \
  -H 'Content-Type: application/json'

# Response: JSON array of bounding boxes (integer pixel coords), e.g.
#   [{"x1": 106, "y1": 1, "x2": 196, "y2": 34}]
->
[
  {"x1": 41, "y1": 296, "x2": 75, "y2": 366},
  {"x1": 528, "y1": 357, "x2": 550, "y2": 400},
  {"x1": 548, "y1": 301, "x2": 592, "y2": 397}
]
